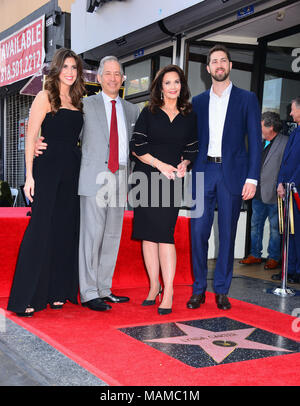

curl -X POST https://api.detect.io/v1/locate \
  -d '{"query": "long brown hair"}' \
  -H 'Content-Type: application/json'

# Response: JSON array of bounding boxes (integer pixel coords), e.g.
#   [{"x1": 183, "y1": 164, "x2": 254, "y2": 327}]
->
[
  {"x1": 148, "y1": 64, "x2": 192, "y2": 115},
  {"x1": 44, "y1": 48, "x2": 85, "y2": 113}
]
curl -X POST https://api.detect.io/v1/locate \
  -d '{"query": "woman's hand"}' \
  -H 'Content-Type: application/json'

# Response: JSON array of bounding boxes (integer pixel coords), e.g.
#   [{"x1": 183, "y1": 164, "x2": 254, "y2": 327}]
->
[
  {"x1": 132, "y1": 152, "x2": 177, "y2": 180},
  {"x1": 156, "y1": 161, "x2": 177, "y2": 180},
  {"x1": 23, "y1": 176, "x2": 35, "y2": 203},
  {"x1": 176, "y1": 160, "x2": 190, "y2": 178}
]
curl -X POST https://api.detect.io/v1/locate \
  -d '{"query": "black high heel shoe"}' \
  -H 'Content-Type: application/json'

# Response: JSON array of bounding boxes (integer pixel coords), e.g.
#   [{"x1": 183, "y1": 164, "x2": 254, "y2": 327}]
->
[
  {"x1": 16, "y1": 306, "x2": 34, "y2": 317},
  {"x1": 158, "y1": 292, "x2": 173, "y2": 315},
  {"x1": 158, "y1": 307, "x2": 172, "y2": 315},
  {"x1": 50, "y1": 301, "x2": 65, "y2": 309},
  {"x1": 142, "y1": 285, "x2": 162, "y2": 306}
]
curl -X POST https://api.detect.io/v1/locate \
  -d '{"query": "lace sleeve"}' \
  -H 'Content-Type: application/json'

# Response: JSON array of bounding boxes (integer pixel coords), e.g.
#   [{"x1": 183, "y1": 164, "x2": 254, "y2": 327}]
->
[
  {"x1": 129, "y1": 107, "x2": 150, "y2": 156},
  {"x1": 182, "y1": 113, "x2": 198, "y2": 162}
]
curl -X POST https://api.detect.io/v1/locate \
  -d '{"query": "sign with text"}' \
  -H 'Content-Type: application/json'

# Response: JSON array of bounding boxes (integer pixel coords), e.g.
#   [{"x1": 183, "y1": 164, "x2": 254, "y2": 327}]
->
[{"x1": 0, "y1": 15, "x2": 45, "y2": 87}]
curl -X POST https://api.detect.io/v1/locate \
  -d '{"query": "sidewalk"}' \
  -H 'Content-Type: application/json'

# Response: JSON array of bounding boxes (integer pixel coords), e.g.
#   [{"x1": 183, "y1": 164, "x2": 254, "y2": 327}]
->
[{"x1": 0, "y1": 317, "x2": 107, "y2": 386}]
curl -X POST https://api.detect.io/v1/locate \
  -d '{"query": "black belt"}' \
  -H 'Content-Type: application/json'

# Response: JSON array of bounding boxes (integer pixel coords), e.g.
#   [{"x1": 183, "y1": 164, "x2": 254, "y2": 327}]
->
[{"x1": 207, "y1": 156, "x2": 222, "y2": 163}]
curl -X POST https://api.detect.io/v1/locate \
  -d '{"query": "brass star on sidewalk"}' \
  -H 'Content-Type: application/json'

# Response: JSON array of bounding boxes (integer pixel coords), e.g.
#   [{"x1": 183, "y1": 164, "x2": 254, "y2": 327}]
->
[{"x1": 146, "y1": 323, "x2": 290, "y2": 363}]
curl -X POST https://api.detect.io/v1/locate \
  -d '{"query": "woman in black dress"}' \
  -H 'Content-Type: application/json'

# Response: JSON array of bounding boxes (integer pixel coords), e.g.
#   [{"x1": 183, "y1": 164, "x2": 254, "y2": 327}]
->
[
  {"x1": 130, "y1": 65, "x2": 198, "y2": 315},
  {"x1": 7, "y1": 48, "x2": 85, "y2": 317}
]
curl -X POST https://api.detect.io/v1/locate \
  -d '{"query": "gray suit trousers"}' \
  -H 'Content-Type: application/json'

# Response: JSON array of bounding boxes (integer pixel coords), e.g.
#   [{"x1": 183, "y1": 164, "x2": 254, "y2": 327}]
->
[{"x1": 79, "y1": 167, "x2": 126, "y2": 302}]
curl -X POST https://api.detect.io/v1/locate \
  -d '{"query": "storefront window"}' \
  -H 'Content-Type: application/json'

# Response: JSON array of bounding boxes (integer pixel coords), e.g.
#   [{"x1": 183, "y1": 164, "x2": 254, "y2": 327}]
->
[
  {"x1": 262, "y1": 33, "x2": 300, "y2": 128},
  {"x1": 188, "y1": 61, "x2": 210, "y2": 96},
  {"x1": 5, "y1": 93, "x2": 33, "y2": 204},
  {"x1": 262, "y1": 74, "x2": 299, "y2": 116},
  {"x1": 189, "y1": 44, "x2": 254, "y2": 65},
  {"x1": 124, "y1": 60, "x2": 151, "y2": 96},
  {"x1": 265, "y1": 34, "x2": 300, "y2": 73},
  {"x1": 187, "y1": 43, "x2": 252, "y2": 97},
  {"x1": 159, "y1": 56, "x2": 172, "y2": 69}
]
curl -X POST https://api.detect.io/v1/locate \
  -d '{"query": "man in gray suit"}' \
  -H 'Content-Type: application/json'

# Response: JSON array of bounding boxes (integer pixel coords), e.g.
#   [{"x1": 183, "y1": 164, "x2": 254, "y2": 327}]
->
[
  {"x1": 240, "y1": 111, "x2": 288, "y2": 270},
  {"x1": 79, "y1": 56, "x2": 140, "y2": 311}
]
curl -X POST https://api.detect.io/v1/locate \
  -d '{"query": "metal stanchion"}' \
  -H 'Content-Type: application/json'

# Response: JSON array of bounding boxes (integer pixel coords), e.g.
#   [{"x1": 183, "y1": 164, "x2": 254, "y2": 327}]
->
[{"x1": 272, "y1": 183, "x2": 295, "y2": 297}]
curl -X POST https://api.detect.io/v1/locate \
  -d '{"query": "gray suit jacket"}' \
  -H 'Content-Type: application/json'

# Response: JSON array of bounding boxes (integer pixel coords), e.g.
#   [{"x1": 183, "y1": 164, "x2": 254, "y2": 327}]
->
[
  {"x1": 260, "y1": 132, "x2": 289, "y2": 204},
  {"x1": 78, "y1": 92, "x2": 140, "y2": 196}
]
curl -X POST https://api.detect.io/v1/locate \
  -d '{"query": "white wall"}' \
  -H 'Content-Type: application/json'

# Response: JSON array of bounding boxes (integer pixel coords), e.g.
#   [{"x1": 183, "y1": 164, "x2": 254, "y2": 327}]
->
[{"x1": 71, "y1": 0, "x2": 204, "y2": 54}]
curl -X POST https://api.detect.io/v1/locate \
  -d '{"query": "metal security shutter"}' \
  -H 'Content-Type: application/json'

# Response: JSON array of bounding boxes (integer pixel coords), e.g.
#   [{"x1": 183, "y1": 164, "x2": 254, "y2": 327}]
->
[{"x1": 5, "y1": 93, "x2": 34, "y2": 206}]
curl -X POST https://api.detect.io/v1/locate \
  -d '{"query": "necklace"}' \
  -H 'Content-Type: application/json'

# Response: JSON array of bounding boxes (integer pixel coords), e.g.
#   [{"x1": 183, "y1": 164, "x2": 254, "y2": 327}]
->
[{"x1": 162, "y1": 106, "x2": 178, "y2": 116}]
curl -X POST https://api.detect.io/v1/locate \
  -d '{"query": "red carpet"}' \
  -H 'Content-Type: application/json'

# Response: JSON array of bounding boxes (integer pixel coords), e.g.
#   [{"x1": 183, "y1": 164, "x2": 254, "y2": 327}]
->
[
  {"x1": 1, "y1": 287, "x2": 300, "y2": 386},
  {"x1": 0, "y1": 208, "x2": 193, "y2": 297},
  {"x1": 1, "y1": 208, "x2": 300, "y2": 386}
]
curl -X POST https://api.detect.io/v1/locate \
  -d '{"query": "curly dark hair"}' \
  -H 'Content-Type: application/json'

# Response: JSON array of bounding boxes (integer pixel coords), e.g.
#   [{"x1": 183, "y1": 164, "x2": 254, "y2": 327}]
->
[
  {"x1": 44, "y1": 48, "x2": 85, "y2": 113},
  {"x1": 148, "y1": 64, "x2": 192, "y2": 115},
  {"x1": 261, "y1": 111, "x2": 282, "y2": 133}
]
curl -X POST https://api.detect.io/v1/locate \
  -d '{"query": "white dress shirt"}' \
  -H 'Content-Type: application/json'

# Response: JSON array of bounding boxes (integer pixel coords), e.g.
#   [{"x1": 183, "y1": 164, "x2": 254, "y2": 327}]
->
[
  {"x1": 102, "y1": 91, "x2": 128, "y2": 165},
  {"x1": 208, "y1": 81, "x2": 232, "y2": 157},
  {"x1": 208, "y1": 82, "x2": 257, "y2": 186}
]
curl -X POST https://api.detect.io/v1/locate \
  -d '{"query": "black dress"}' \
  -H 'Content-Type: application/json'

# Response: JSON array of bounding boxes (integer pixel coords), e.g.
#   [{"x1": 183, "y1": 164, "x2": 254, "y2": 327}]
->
[
  {"x1": 7, "y1": 109, "x2": 83, "y2": 313},
  {"x1": 130, "y1": 107, "x2": 198, "y2": 244}
]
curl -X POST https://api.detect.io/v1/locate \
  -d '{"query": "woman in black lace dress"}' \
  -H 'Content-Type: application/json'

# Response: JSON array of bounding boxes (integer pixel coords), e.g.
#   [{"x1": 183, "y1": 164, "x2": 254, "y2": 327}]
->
[
  {"x1": 7, "y1": 48, "x2": 85, "y2": 317},
  {"x1": 130, "y1": 65, "x2": 198, "y2": 315}
]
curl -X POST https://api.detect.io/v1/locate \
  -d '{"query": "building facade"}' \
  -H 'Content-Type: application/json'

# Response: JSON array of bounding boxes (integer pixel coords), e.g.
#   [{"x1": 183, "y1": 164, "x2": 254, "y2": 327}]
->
[
  {"x1": 0, "y1": 0, "x2": 74, "y2": 201},
  {"x1": 71, "y1": 0, "x2": 300, "y2": 257},
  {"x1": 71, "y1": 0, "x2": 300, "y2": 120}
]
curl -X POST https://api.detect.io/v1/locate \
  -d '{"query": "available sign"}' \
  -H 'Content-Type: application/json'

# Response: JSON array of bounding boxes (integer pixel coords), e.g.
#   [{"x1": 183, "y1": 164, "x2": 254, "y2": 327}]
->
[{"x1": 0, "y1": 15, "x2": 45, "y2": 87}]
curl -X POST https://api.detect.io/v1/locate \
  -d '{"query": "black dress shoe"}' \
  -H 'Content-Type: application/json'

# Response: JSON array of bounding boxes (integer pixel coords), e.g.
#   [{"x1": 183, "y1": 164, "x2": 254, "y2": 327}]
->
[
  {"x1": 271, "y1": 272, "x2": 282, "y2": 281},
  {"x1": 216, "y1": 294, "x2": 231, "y2": 310},
  {"x1": 82, "y1": 298, "x2": 112, "y2": 311},
  {"x1": 271, "y1": 272, "x2": 300, "y2": 284},
  {"x1": 187, "y1": 293, "x2": 206, "y2": 309},
  {"x1": 101, "y1": 294, "x2": 129, "y2": 303},
  {"x1": 287, "y1": 274, "x2": 300, "y2": 284}
]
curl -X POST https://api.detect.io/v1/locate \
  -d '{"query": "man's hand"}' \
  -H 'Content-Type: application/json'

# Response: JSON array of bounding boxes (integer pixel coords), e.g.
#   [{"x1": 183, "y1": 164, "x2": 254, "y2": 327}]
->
[
  {"x1": 277, "y1": 182, "x2": 285, "y2": 199},
  {"x1": 242, "y1": 182, "x2": 256, "y2": 200},
  {"x1": 34, "y1": 136, "x2": 48, "y2": 157}
]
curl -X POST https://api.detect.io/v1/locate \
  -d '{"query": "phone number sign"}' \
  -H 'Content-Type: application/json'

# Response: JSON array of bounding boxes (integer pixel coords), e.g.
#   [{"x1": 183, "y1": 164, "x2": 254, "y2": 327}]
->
[{"x1": 0, "y1": 15, "x2": 45, "y2": 87}]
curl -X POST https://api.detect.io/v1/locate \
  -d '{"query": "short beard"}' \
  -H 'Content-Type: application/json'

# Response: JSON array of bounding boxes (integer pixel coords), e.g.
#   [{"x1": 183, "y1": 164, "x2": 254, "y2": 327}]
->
[{"x1": 211, "y1": 70, "x2": 230, "y2": 82}]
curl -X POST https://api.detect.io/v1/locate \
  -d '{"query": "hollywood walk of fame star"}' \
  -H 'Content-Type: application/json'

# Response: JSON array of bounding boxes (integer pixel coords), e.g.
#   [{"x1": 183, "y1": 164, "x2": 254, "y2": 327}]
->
[{"x1": 145, "y1": 323, "x2": 291, "y2": 364}]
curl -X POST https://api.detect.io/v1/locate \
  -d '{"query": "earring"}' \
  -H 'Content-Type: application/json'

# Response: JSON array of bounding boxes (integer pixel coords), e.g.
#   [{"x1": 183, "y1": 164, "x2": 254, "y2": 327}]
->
[{"x1": 161, "y1": 91, "x2": 164, "y2": 100}]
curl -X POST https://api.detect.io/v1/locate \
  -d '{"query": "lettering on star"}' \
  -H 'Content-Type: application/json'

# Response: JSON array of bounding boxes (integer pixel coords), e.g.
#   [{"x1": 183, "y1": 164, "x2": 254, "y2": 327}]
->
[
  {"x1": 145, "y1": 323, "x2": 291, "y2": 364},
  {"x1": 119, "y1": 317, "x2": 300, "y2": 368}
]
